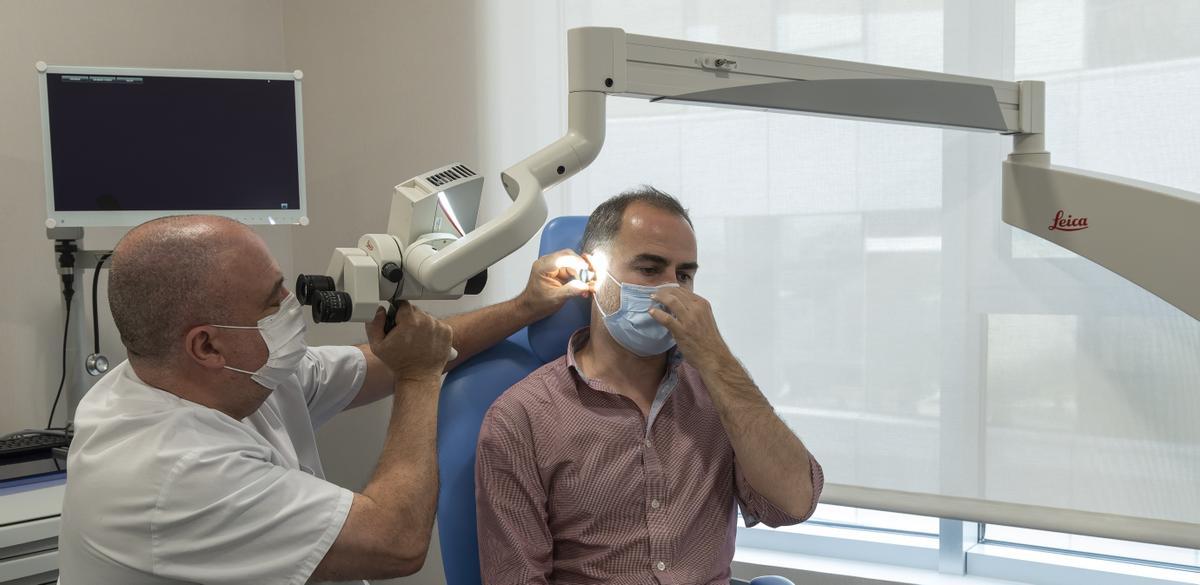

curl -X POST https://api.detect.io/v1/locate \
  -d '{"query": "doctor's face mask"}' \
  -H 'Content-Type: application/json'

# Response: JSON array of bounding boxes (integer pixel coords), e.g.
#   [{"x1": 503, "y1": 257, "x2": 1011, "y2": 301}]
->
[{"x1": 212, "y1": 292, "x2": 308, "y2": 391}]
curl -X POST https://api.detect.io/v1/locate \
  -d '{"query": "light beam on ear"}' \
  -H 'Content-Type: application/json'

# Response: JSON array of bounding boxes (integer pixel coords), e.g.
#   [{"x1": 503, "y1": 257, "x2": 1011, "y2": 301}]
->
[
  {"x1": 588, "y1": 250, "x2": 611, "y2": 287},
  {"x1": 554, "y1": 254, "x2": 588, "y2": 272}
]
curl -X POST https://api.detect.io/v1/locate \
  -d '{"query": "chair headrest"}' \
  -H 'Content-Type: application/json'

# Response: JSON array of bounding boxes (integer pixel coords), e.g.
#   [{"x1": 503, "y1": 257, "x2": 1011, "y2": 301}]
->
[{"x1": 527, "y1": 216, "x2": 591, "y2": 364}]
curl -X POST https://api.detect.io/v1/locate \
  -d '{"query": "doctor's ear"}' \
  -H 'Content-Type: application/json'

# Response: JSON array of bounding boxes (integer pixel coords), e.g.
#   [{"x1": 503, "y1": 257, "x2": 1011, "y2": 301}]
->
[{"x1": 183, "y1": 326, "x2": 227, "y2": 370}]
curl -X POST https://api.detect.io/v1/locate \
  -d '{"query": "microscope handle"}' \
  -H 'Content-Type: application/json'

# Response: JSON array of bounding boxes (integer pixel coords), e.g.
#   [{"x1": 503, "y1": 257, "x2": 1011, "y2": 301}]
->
[{"x1": 383, "y1": 303, "x2": 460, "y2": 362}]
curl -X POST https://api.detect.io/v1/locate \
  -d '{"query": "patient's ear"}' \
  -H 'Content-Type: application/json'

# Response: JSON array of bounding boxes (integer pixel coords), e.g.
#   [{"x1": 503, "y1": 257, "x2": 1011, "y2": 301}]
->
[
  {"x1": 577, "y1": 252, "x2": 601, "y2": 295},
  {"x1": 583, "y1": 250, "x2": 612, "y2": 273}
]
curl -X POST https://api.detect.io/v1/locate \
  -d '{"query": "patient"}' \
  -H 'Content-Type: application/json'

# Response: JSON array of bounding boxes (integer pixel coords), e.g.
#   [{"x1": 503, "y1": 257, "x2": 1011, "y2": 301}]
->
[{"x1": 475, "y1": 187, "x2": 823, "y2": 585}]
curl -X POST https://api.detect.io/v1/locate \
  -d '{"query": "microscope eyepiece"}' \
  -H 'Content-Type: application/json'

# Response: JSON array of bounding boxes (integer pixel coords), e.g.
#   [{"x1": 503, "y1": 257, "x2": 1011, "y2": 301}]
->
[
  {"x1": 296, "y1": 274, "x2": 336, "y2": 306},
  {"x1": 311, "y1": 290, "x2": 353, "y2": 323}
]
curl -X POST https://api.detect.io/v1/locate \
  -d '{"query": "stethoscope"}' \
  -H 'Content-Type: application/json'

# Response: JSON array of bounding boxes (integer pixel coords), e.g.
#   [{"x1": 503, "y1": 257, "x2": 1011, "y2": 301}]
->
[
  {"x1": 85, "y1": 254, "x2": 112, "y2": 376},
  {"x1": 85, "y1": 351, "x2": 109, "y2": 376}
]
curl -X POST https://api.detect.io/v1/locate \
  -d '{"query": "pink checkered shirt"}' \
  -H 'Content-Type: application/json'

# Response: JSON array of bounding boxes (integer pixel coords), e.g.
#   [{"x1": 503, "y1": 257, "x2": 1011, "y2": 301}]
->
[{"x1": 475, "y1": 328, "x2": 824, "y2": 585}]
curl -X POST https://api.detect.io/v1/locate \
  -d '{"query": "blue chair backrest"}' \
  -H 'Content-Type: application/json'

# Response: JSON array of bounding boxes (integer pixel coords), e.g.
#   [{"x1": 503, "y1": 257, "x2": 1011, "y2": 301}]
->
[{"x1": 436, "y1": 216, "x2": 590, "y2": 585}]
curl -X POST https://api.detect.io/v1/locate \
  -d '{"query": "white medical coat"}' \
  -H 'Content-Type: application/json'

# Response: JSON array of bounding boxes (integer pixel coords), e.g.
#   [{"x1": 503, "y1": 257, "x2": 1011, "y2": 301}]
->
[{"x1": 57, "y1": 346, "x2": 366, "y2": 585}]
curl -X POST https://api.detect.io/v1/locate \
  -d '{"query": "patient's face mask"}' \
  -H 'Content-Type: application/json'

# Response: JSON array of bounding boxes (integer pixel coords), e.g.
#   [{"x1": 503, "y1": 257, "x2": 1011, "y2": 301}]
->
[
  {"x1": 212, "y1": 292, "x2": 308, "y2": 391},
  {"x1": 595, "y1": 272, "x2": 678, "y2": 357}
]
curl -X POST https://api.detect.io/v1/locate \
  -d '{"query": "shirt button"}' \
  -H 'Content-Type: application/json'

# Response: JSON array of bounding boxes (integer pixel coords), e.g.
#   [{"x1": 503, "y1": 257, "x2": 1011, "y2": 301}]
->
[
  {"x1": 651, "y1": 498, "x2": 661, "y2": 509},
  {"x1": 656, "y1": 561, "x2": 666, "y2": 571},
  {"x1": 644, "y1": 439, "x2": 652, "y2": 448}
]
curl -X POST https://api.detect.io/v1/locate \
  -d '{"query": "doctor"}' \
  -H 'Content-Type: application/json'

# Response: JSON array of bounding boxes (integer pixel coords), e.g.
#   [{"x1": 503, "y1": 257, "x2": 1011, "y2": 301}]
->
[{"x1": 56, "y1": 215, "x2": 588, "y2": 585}]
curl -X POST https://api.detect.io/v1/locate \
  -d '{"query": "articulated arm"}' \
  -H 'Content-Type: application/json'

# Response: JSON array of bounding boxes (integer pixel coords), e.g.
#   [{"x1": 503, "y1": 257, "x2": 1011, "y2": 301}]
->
[
  {"x1": 409, "y1": 91, "x2": 605, "y2": 291},
  {"x1": 1003, "y1": 147, "x2": 1200, "y2": 320},
  {"x1": 519, "y1": 27, "x2": 1200, "y2": 321}
]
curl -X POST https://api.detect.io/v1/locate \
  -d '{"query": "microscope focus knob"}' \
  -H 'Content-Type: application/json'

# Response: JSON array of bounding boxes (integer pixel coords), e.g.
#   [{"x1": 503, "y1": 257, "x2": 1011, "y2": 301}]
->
[{"x1": 381, "y1": 262, "x2": 404, "y2": 283}]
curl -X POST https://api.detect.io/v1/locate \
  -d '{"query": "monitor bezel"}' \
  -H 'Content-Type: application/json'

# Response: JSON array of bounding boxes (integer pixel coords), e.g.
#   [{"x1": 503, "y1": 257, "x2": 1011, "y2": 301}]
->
[{"x1": 38, "y1": 65, "x2": 309, "y2": 228}]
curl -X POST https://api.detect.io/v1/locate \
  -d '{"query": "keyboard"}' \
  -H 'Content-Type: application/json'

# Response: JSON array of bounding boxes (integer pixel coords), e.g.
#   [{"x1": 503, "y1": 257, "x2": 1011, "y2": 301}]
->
[{"x1": 0, "y1": 434, "x2": 71, "y2": 460}]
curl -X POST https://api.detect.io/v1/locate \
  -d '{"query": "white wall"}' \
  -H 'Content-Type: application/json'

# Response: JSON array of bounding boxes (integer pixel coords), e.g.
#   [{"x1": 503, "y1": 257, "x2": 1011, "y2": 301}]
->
[
  {"x1": 281, "y1": 0, "x2": 481, "y2": 487},
  {"x1": 281, "y1": 1, "x2": 485, "y2": 582},
  {"x1": 0, "y1": 1, "x2": 482, "y2": 582},
  {"x1": 0, "y1": 0, "x2": 293, "y2": 432}
]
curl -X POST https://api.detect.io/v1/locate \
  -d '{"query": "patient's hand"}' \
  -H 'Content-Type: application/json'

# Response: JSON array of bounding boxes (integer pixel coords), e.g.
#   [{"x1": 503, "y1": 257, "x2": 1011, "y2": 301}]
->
[
  {"x1": 517, "y1": 249, "x2": 591, "y2": 320},
  {"x1": 648, "y1": 287, "x2": 731, "y2": 369}
]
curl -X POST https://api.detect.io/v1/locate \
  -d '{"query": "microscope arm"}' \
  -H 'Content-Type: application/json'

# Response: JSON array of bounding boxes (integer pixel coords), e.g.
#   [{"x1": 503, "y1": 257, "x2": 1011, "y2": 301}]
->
[
  {"x1": 408, "y1": 92, "x2": 606, "y2": 292},
  {"x1": 485, "y1": 27, "x2": 1200, "y2": 321}
]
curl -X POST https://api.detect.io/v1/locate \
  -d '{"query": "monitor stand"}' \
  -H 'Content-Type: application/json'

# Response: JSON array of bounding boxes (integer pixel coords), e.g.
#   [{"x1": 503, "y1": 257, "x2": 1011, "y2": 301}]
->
[{"x1": 46, "y1": 227, "x2": 112, "y2": 426}]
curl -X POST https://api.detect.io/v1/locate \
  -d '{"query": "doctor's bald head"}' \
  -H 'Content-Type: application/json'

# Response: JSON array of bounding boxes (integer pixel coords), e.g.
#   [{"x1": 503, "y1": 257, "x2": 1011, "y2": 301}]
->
[{"x1": 108, "y1": 215, "x2": 260, "y2": 364}]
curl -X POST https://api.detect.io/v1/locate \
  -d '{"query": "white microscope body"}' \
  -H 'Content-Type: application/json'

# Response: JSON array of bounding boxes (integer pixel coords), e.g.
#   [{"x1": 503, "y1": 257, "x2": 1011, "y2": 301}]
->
[
  {"x1": 295, "y1": 32, "x2": 605, "y2": 327},
  {"x1": 297, "y1": 164, "x2": 492, "y2": 325}
]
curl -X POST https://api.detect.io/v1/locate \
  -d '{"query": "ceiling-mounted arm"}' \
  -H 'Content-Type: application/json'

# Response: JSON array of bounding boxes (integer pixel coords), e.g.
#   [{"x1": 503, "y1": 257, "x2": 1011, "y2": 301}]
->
[
  {"x1": 414, "y1": 25, "x2": 1195, "y2": 321},
  {"x1": 590, "y1": 27, "x2": 1023, "y2": 133},
  {"x1": 1001, "y1": 79, "x2": 1200, "y2": 320},
  {"x1": 516, "y1": 27, "x2": 1199, "y2": 322}
]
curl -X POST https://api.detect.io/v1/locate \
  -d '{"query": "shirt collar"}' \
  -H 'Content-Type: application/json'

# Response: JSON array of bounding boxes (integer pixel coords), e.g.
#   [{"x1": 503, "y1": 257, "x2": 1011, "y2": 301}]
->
[{"x1": 565, "y1": 327, "x2": 683, "y2": 391}]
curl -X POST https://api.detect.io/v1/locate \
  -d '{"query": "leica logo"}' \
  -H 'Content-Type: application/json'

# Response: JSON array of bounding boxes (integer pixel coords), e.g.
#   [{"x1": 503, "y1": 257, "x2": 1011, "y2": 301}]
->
[{"x1": 1048, "y1": 210, "x2": 1088, "y2": 232}]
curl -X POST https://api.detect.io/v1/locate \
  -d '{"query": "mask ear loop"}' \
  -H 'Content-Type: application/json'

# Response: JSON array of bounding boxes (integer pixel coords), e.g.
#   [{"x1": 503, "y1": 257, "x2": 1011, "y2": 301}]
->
[
  {"x1": 593, "y1": 271, "x2": 622, "y2": 318},
  {"x1": 209, "y1": 326, "x2": 265, "y2": 377}
]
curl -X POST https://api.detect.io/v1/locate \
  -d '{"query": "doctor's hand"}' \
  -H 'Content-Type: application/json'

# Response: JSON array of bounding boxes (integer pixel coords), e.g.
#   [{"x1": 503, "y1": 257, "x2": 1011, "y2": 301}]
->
[
  {"x1": 366, "y1": 302, "x2": 453, "y2": 382},
  {"x1": 648, "y1": 288, "x2": 733, "y2": 370},
  {"x1": 516, "y1": 249, "x2": 592, "y2": 320}
]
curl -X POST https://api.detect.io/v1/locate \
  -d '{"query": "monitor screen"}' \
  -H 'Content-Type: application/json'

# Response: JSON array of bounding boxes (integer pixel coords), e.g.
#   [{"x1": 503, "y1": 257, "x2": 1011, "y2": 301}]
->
[{"x1": 39, "y1": 65, "x2": 307, "y2": 227}]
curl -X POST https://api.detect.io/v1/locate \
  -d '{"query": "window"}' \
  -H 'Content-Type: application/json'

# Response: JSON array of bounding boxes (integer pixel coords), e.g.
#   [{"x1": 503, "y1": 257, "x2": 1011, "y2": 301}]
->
[
  {"x1": 983, "y1": 525, "x2": 1200, "y2": 571},
  {"x1": 555, "y1": 0, "x2": 1200, "y2": 580}
]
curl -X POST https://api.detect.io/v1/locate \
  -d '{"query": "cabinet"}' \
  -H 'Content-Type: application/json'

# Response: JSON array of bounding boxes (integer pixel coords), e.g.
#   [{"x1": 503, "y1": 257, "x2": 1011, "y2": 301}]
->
[{"x1": 0, "y1": 474, "x2": 65, "y2": 585}]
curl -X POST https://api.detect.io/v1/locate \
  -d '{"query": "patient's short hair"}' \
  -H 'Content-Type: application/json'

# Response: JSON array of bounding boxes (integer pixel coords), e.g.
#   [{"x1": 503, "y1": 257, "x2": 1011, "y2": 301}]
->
[{"x1": 579, "y1": 186, "x2": 692, "y2": 254}]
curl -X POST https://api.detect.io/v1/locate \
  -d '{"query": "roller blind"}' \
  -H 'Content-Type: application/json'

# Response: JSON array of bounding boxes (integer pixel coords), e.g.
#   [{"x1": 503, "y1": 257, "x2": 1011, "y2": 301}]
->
[{"x1": 550, "y1": 0, "x2": 1200, "y2": 549}]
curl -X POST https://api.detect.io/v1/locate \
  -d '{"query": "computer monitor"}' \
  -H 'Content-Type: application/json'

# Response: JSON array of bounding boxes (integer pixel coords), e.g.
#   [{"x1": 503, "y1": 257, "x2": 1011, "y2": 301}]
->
[{"x1": 37, "y1": 64, "x2": 308, "y2": 227}]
